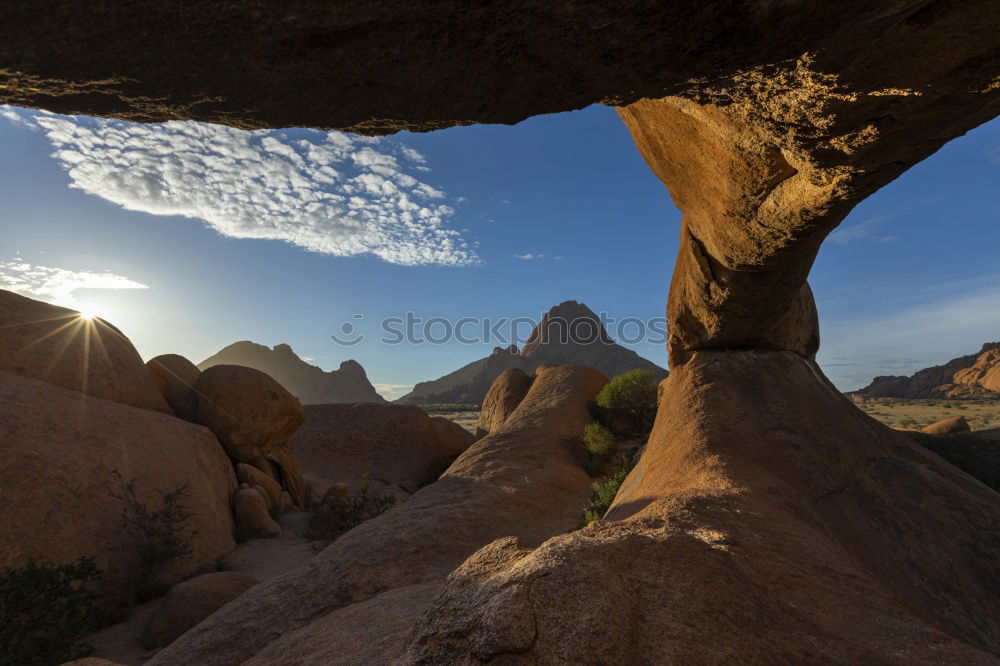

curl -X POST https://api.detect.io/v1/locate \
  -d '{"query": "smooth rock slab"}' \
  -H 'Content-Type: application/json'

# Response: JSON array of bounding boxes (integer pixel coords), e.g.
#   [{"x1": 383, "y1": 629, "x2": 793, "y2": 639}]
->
[{"x1": 141, "y1": 572, "x2": 259, "y2": 649}]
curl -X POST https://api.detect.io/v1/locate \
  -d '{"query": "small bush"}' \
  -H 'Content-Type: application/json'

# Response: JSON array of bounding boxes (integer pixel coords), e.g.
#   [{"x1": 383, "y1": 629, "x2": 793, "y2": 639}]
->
[
  {"x1": 110, "y1": 472, "x2": 197, "y2": 601},
  {"x1": 595, "y1": 369, "x2": 659, "y2": 435},
  {"x1": 0, "y1": 557, "x2": 103, "y2": 666},
  {"x1": 308, "y1": 473, "x2": 399, "y2": 539},
  {"x1": 579, "y1": 450, "x2": 638, "y2": 528},
  {"x1": 583, "y1": 423, "x2": 615, "y2": 476}
]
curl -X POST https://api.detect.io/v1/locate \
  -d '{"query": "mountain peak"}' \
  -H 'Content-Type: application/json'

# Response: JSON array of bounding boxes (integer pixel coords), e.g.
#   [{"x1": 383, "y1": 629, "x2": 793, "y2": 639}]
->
[
  {"x1": 522, "y1": 300, "x2": 611, "y2": 356},
  {"x1": 199, "y1": 341, "x2": 385, "y2": 404}
]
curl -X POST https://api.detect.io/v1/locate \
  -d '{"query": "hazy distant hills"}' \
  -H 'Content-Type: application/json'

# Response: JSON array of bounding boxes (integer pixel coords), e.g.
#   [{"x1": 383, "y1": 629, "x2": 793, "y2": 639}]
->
[
  {"x1": 199, "y1": 341, "x2": 386, "y2": 404},
  {"x1": 396, "y1": 300, "x2": 667, "y2": 405},
  {"x1": 854, "y1": 342, "x2": 1000, "y2": 399}
]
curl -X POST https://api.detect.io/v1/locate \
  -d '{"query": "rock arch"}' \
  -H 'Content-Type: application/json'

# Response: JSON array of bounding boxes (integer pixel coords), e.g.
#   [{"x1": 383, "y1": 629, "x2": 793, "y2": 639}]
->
[{"x1": 4, "y1": 1, "x2": 999, "y2": 661}]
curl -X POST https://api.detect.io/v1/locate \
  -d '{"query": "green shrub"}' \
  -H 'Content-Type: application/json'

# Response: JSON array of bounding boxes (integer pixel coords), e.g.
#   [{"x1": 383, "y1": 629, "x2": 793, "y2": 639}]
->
[
  {"x1": 579, "y1": 450, "x2": 638, "y2": 528},
  {"x1": 0, "y1": 557, "x2": 103, "y2": 666},
  {"x1": 110, "y1": 472, "x2": 196, "y2": 601},
  {"x1": 595, "y1": 369, "x2": 659, "y2": 435},
  {"x1": 583, "y1": 423, "x2": 615, "y2": 476}
]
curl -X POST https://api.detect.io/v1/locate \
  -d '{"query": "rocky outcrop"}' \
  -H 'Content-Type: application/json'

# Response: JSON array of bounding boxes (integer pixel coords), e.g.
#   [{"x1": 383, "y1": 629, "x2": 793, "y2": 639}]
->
[
  {"x1": 149, "y1": 365, "x2": 607, "y2": 664},
  {"x1": 855, "y1": 343, "x2": 1000, "y2": 399},
  {"x1": 196, "y1": 364, "x2": 305, "y2": 508},
  {"x1": 141, "y1": 572, "x2": 259, "y2": 649},
  {"x1": 235, "y1": 463, "x2": 283, "y2": 508},
  {"x1": 952, "y1": 348, "x2": 1000, "y2": 395},
  {"x1": 398, "y1": 301, "x2": 665, "y2": 405},
  {"x1": 476, "y1": 367, "x2": 533, "y2": 437},
  {"x1": 290, "y1": 403, "x2": 466, "y2": 498},
  {"x1": 198, "y1": 341, "x2": 385, "y2": 404},
  {"x1": 146, "y1": 353, "x2": 201, "y2": 422},
  {"x1": 0, "y1": 371, "x2": 236, "y2": 600},
  {"x1": 403, "y1": 352, "x2": 1000, "y2": 662},
  {"x1": 232, "y1": 488, "x2": 281, "y2": 539},
  {"x1": 922, "y1": 415, "x2": 972, "y2": 435},
  {"x1": 0, "y1": 289, "x2": 170, "y2": 414}
]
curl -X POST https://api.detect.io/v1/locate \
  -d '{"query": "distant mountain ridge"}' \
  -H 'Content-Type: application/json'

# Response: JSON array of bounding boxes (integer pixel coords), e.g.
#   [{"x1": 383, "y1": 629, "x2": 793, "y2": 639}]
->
[
  {"x1": 198, "y1": 341, "x2": 385, "y2": 404},
  {"x1": 854, "y1": 342, "x2": 1000, "y2": 399},
  {"x1": 396, "y1": 300, "x2": 667, "y2": 405}
]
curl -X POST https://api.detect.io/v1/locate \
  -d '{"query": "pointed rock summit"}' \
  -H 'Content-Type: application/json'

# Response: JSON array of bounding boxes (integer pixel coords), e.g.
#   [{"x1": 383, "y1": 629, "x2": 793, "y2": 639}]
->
[
  {"x1": 397, "y1": 301, "x2": 666, "y2": 405},
  {"x1": 198, "y1": 341, "x2": 385, "y2": 404}
]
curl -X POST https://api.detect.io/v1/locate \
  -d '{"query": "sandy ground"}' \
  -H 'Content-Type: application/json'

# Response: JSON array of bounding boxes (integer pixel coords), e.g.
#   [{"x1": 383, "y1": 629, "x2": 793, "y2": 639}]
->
[
  {"x1": 87, "y1": 512, "x2": 321, "y2": 665},
  {"x1": 853, "y1": 397, "x2": 1000, "y2": 430}
]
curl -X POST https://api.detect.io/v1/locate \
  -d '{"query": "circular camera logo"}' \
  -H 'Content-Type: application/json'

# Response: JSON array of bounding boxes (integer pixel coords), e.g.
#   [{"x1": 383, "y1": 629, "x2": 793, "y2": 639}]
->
[{"x1": 330, "y1": 314, "x2": 365, "y2": 346}]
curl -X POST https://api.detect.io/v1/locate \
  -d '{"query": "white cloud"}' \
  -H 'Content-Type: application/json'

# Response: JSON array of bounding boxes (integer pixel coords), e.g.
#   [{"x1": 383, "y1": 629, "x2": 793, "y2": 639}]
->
[
  {"x1": 828, "y1": 214, "x2": 897, "y2": 244},
  {"x1": 398, "y1": 146, "x2": 426, "y2": 164},
  {"x1": 1, "y1": 106, "x2": 477, "y2": 266},
  {"x1": 0, "y1": 260, "x2": 148, "y2": 309},
  {"x1": 514, "y1": 253, "x2": 544, "y2": 260},
  {"x1": 372, "y1": 383, "x2": 414, "y2": 401}
]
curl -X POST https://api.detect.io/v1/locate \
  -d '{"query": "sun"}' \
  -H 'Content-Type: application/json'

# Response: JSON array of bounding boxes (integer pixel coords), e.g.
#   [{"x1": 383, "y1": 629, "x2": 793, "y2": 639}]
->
[{"x1": 76, "y1": 304, "x2": 104, "y2": 321}]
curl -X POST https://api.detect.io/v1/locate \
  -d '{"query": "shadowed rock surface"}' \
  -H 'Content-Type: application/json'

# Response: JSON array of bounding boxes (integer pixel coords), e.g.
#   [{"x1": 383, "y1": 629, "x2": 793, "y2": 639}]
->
[
  {"x1": 429, "y1": 415, "x2": 475, "y2": 458},
  {"x1": 398, "y1": 301, "x2": 665, "y2": 405},
  {"x1": 0, "y1": 370, "x2": 236, "y2": 601},
  {"x1": 141, "y1": 572, "x2": 259, "y2": 649},
  {"x1": 290, "y1": 403, "x2": 467, "y2": 499},
  {"x1": 3, "y1": 2, "x2": 995, "y2": 136},
  {"x1": 0, "y1": 289, "x2": 171, "y2": 414},
  {"x1": 856, "y1": 343, "x2": 1000, "y2": 399},
  {"x1": 149, "y1": 365, "x2": 607, "y2": 664},
  {"x1": 199, "y1": 341, "x2": 385, "y2": 405},
  {"x1": 908, "y1": 428, "x2": 1000, "y2": 491},
  {"x1": 196, "y1": 364, "x2": 306, "y2": 508},
  {"x1": 146, "y1": 353, "x2": 202, "y2": 422}
]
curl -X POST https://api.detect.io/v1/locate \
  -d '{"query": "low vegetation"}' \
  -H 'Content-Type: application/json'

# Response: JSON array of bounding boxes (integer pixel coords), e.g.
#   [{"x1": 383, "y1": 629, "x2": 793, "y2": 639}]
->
[
  {"x1": 0, "y1": 557, "x2": 104, "y2": 666},
  {"x1": 579, "y1": 449, "x2": 639, "y2": 528},
  {"x1": 583, "y1": 422, "x2": 615, "y2": 476},
  {"x1": 332, "y1": 474, "x2": 399, "y2": 529},
  {"x1": 110, "y1": 472, "x2": 197, "y2": 602},
  {"x1": 594, "y1": 369, "x2": 659, "y2": 435},
  {"x1": 308, "y1": 473, "x2": 399, "y2": 539}
]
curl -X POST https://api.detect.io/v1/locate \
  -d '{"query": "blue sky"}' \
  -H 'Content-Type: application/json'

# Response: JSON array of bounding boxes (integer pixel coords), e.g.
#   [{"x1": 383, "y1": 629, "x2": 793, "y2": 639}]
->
[{"x1": 0, "y1": 104, "x2": 997, "y2": 399}]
